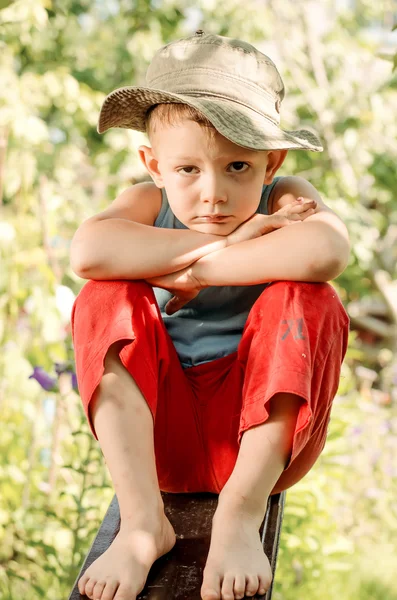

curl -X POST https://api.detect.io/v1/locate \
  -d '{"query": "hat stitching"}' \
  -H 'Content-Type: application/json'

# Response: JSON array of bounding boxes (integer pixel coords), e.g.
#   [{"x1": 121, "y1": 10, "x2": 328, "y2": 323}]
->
[
  {"x1": 207, "y1": 112, "x2": 321, "y2": 149},
  {"x1": 149, "y1": 68, "x2": 281, "y2": 99},
  {"x1": 180, "y1": 93, "x2": 280, "y2": 125},
  {"x1": 103, "y1": 83, "x2": 276, "y2": 111},
  {"x1": 102, "y1": 87, "x2": 280, "y2": 126},
  {"x1": 198, "y1": 98, "x2": 284, "y2": 131},
  {"x1": 99, "y1": 100, "x2": 322, "y2": 150}
]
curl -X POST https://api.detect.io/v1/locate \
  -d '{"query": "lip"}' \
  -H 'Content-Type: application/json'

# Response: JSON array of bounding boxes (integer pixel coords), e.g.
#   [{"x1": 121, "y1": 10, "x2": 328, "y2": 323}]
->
[{"x1": 195, "y1": 215, "x2": 231, "y2": 223}]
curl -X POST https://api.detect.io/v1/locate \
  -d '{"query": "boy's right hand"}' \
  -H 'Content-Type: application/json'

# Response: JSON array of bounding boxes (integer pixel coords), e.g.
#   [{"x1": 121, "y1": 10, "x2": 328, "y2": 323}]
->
[{"x1": 226, "y1": 198, "x2": 317, "y2": 246}]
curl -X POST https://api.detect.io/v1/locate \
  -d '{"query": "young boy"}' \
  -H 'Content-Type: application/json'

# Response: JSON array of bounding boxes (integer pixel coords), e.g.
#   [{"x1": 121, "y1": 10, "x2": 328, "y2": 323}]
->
[{"x1": 70, "y1": 32, "x2": 350, "y2": 600}]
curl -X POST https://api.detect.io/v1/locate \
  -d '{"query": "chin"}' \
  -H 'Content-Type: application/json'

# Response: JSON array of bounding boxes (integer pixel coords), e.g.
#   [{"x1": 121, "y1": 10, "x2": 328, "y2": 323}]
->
[{"x1": 189, "y1": 223, "x2": 235, "y2": 236}]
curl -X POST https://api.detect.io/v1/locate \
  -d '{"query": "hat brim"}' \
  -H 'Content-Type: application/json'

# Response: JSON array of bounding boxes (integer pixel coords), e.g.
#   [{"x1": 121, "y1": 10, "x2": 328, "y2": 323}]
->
[{"x1": 98, "y1": 86, "x2": 323, "y2": 152}]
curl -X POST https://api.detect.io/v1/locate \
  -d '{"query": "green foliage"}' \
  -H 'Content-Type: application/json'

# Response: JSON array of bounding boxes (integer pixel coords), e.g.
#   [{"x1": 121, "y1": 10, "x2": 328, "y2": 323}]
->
[{"x1": 0, "y1": 1, "x2": 396, "y2": 598}]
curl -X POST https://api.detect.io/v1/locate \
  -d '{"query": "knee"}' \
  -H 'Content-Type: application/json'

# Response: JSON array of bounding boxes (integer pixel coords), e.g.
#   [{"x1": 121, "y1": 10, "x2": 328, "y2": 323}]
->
[
  {"x1": 76, "y1": 278, "x2": 152, "y2": 303},
  {"x1": 259, "y1": 280, "x2": 331, "y2": 303},
  {"x1": 253, "y1": 280, "x2": 346, "y2": 318},
  {"x1": 72, "y1": 279, "x2": 153, "y2": 316},
  {"x1": 245, "y1": 280, "x2": 348, "y2": 346}
]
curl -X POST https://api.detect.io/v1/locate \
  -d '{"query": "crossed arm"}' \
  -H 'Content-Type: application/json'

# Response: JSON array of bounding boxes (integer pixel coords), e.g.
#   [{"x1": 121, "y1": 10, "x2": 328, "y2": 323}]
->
[
  {"x1": 71, "y1": 177, "x2": 350, "y2": 311},
  {"x1": 148, "y1": 177, "x2": 350, "y2": 314}
]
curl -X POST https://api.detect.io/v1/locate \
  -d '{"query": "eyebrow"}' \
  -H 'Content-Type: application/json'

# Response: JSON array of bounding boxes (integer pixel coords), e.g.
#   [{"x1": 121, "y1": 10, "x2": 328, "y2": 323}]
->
[
  {"x1": 170, "y1": 156, "x2": 199, "y2": 161},
  {"x1": 170, "y1": 153, "x2": 256, "y2": 162}
]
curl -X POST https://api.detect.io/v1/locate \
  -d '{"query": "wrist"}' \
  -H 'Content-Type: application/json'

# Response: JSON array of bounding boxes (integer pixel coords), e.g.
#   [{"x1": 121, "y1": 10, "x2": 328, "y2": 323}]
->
[
  {"x1": 217, "y1": 235, "x2": 230, "y2": 250},
  {"x1": 190, "y1": 256, "x2": 210, "y2": 288}
]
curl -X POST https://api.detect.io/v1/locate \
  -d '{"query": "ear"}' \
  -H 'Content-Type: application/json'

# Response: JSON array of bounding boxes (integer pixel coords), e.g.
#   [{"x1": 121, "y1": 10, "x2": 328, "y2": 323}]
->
[
  {"x1": 263, "y1": 150, "x2": 288, "y2": 184},
  {"x1": 138, "y1": 145, "x2": 164, "y2": 188}
]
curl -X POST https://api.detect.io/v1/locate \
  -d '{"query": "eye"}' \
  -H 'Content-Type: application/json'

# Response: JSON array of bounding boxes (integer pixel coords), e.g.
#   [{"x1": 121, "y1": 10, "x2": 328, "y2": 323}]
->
[
  {"x1": 177, "y1": 166, "x2": 199, "y2": 174},
  {"x1": 228, "y1": 162, "x2": 249, "y2": 173}
]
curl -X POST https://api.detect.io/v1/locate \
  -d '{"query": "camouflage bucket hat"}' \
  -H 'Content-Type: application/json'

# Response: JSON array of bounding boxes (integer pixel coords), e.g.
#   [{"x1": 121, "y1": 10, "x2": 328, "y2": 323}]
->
[{"x1": 98, "y1": 31, "x2": 323, "y2": 152}]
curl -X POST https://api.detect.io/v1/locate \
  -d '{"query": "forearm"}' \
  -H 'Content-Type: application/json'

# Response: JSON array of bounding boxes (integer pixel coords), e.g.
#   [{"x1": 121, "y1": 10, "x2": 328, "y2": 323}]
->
[
  {"x1": 193, "y1": 220, "x2": 350, "y2": 286},
  {"x1": 70, "y1": 218, "x2": 227, "y2": 280}
]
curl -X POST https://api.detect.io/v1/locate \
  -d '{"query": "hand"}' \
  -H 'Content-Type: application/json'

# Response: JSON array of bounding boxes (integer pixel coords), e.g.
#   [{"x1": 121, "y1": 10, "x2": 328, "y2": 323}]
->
[
  {"x1": 147, "y1": 266, "x2": 204, "y2": 315},
  {"x1": 226, "y1": 197, "x2": 317, "y2": 246}
]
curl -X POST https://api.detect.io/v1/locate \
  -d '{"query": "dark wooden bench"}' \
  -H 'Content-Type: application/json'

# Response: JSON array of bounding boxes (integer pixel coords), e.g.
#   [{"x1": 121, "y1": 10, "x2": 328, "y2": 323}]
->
[{"x1": 69, "y1": 491, "x2": 286, "y2": 600}]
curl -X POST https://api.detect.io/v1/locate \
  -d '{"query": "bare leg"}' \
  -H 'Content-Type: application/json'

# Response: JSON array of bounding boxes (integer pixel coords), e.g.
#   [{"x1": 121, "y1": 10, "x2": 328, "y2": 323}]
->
[
  {"x1": 201, "y1": 393, "x2": 303, "y2": 600},
  {"x1": 78, "y1": 341, "x2": 176, "y2": 600}
]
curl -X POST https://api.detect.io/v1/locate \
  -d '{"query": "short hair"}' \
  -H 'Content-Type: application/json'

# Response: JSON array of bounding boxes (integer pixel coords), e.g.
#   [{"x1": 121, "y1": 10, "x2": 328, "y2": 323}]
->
[{"x1": 145, "y1": 103, "x2": 215, "y2": 137}]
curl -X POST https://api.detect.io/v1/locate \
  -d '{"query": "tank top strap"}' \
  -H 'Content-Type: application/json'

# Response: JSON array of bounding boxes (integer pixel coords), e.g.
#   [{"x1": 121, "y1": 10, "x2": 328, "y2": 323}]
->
[
  {"x1": 154, "y1": 187, "x2": 170, "y2": 228},
  {"x1": 257, "y1": 176, "x2": 283, "y2": 215}
]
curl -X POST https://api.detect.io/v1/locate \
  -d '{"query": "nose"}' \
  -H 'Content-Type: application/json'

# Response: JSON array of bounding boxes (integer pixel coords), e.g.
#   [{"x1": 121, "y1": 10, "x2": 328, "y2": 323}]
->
[{"x1": 200, "y1": 175, "x2": 227, "y2": 205}]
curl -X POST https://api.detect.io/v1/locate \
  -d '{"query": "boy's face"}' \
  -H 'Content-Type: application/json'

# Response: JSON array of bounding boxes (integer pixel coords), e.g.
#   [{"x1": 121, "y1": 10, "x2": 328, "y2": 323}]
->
[{"x1": 140, "y1": 118, "x2": 287, "y2": 236}]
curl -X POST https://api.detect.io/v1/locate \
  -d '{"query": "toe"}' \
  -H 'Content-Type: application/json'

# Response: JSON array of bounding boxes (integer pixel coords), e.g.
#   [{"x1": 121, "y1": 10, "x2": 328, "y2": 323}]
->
[
  {"x1": 221, "y1": 573, "x2": 235, "y2": 600},
  {"x1": 201, "y1": 569, "x2": 221, "y2": 600},
  {"x1": 233, "y1": 574, "x2": 246, "y2": 599},
  {"x1": 245, "y1": 574, "x2": 259, "y2": 597},
  {"x1": 102, "y1": 581, "x2": 119, "y2": 600},
  {"x1": 78, "y1": 573, "x2": 90, "y2": 595},
  {"x1": 85, "y1": 578, "x2": 96, "y2": 598},
  {"x1": 92, "y1": 580, "x2": 106, "y2": 599},
  {"x1": 114, "y1": 584, "x2": 134, "y2": 600},
  {"x1": 258, "y1": 574, "x2": 272, "y2": 596}
]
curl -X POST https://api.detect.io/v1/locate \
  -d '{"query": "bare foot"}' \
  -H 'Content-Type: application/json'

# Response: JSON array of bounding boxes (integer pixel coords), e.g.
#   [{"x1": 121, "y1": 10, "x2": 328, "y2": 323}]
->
[
  {"x1": 78, "y1": 511, "x2": 176, "y2": 600},
  {"x1": 201, "y1": 503, "x2": 272, "y2": 600}
]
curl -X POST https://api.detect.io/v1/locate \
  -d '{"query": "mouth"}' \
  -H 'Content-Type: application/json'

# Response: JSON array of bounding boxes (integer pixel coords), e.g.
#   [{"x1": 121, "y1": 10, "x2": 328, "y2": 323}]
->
[{"x1": 195, "y1": 215, "x2": 231, "y2": 223}]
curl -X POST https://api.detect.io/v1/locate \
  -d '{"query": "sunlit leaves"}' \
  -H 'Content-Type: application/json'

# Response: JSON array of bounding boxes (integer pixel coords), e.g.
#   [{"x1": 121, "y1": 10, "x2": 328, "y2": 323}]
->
[{"x1": 1, "y1": 1, "x2": 397, "y2": 598}]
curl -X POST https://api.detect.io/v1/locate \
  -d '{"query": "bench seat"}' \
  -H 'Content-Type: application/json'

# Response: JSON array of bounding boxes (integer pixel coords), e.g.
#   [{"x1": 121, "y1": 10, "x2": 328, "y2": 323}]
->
[{"x1": 69, "y1": 491, "x2": 286, "y2": 600}]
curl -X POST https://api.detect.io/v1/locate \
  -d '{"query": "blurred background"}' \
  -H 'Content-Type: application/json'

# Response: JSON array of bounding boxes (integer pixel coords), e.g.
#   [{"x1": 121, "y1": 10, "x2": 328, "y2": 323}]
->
[{"x1": 1, "y1": 0, "x2": 397, "y2": 598}]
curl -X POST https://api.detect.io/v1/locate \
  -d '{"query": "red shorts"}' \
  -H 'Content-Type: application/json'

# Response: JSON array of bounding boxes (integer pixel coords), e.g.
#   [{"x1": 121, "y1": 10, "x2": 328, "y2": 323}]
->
[{"x1": 71, "y1": 279, "x2": 349, "y2": 495}]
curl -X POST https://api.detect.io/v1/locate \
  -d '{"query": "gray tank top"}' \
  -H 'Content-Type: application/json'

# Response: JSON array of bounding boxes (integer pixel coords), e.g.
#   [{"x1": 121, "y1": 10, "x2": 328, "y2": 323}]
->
[{"x1": 153, "y1": 177, "x2": 282, "y2": 368}]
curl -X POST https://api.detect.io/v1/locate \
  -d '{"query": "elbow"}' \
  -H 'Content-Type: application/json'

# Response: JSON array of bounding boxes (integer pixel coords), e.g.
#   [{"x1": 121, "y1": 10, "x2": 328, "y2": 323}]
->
[
  {"x1": 70, "y1": 262, "x2": 92, "y2": 280},
  {"x1": 315, "y1": 239, "x2": 351, "y2": 281},
  {"x1": 315, "y1": 259, "x2": 348, "y2": 282},
  {"x1": 70, "y1": 238, "x2": 96, "y2": 279}
]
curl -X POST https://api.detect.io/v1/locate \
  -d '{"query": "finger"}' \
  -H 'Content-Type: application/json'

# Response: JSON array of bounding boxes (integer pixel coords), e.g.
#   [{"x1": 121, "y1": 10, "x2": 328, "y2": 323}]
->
[
  {"x1": 297, "y1": 196, "x2": 317, "y2": 204},
  {"x1": 290, "y1": 201, "x2": 317, "y2": 212},
  {"x1": 165, "y1": 295, "x2": 190, "y2": 315},
  {"x1": 277, "y1": 202, "x2": 316, "y2": 218},
  {"x1": 165, "y1": 297, "x2": 181, "y2": 315},
  {"x1": 298, "y1": 207, "x2": 316, "y2": 219},
  {"x1": 288, "y1": 207, "x2": 317, "y2": 221},
  {"x1": 271, "y1": 215, "x2": 302, "y2": 228}
]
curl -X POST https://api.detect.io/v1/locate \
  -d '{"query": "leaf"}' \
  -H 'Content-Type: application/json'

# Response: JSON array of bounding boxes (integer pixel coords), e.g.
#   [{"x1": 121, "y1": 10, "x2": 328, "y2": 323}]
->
[
  {"x1": 0, "y1": 0, "x2": 15, "y2": 10},
  {"x1": 31, "y1": 584, "x2": 47, "y2": 596}
]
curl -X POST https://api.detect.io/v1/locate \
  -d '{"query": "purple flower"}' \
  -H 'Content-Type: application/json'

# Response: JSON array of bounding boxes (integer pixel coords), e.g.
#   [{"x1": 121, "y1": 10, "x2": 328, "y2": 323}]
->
[
  {"x1": 29, "y1": 367, "x2": 57, "y2": 391},
  {"x1": 54, "y1": 361, "x2": 71, "y2": 376},
  {"x1": 369, "y1": 449, "x2": 382, "y2": 467},
  {"x1": 383, "y1": 464, "x2": 397, "y2": 477},
  {"x1": 71, "y1": 371, "x2": 78, "y2": 391},
  {"x1": 54, "y1": 361, "x2": 78, "y2": 391},
  {"x1": 379, "y1": 421, "x2": 392, "y2": 435},
  {"x1": 350, "y1": 425, "x2": 363, "y2": 437}
]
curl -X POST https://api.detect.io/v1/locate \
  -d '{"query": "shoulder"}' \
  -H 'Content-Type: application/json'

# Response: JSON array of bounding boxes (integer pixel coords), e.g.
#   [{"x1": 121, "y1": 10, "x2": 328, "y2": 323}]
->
[
  {"x1": 269, "y1": 176, "x2": 330, "y2": 216},
  {"x1": 269, "y1": 175, "x2": 349, "y2": 244},
  {"x1": 116, "y1": 181, "x2": 162, "y2": 214},
  {"x1": 91, "y1": 181, "x2": 162, "y2": 226}
]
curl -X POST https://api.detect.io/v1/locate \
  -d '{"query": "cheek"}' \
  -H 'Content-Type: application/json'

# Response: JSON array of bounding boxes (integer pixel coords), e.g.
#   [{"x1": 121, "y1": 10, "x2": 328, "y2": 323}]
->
[
  {"x1": 233, "y1": 192, "x2": 262, "y2": 219},
  {"x1": 167, "y1": 197, "x2": 196, "y2": 226}
]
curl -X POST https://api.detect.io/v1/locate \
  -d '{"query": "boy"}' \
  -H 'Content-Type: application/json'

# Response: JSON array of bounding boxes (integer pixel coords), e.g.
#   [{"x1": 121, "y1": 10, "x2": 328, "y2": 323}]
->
[{"x1": 70, "y1": 32, "x2": 350, "y2": 600}]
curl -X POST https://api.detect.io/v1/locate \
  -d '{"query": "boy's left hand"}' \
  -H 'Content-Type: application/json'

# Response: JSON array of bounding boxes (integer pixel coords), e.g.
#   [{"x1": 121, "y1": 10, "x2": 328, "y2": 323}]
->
[{"x1": 147, "y1": 267, "x2": 204, "y2": 315}]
